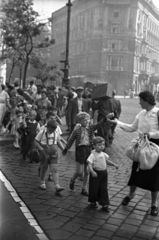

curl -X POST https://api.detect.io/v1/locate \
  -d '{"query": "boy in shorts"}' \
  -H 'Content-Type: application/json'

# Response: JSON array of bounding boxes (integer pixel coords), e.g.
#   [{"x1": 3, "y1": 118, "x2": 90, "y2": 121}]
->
[{"x1": 34, "y1": 119, "x2": 64, "y2": 192}]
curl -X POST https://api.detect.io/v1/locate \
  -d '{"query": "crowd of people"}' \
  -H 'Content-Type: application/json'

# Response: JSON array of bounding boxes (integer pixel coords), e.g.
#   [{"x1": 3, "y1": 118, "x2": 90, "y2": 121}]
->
[{"x1": 0, "y1": 80, "x2": 159, "y2": 216}]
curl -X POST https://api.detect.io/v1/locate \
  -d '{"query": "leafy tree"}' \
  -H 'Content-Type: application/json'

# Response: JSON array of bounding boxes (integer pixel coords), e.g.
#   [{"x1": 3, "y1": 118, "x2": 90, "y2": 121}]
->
[
  {"x1": 30, "y1": 55, "x2": 64, "y2": 85},
  {"x1": 0, "y1": 0, "x2": 55, "y2": 88}
]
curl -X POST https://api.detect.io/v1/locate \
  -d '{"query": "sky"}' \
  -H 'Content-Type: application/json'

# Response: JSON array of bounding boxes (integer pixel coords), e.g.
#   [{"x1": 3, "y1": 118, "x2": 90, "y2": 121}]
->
[
  {"x1": 153, "y1": 0, "x2": 159, "y2": 9},
  {"x1": 33, "y1": 0, "x2": 159, "y2": 20},
  {"x1": 33, "y1": 0, "x2": 68, "y2": 20}
]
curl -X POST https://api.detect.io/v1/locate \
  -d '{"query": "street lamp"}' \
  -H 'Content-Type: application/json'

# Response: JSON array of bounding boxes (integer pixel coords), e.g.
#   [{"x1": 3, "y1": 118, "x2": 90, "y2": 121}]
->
[{"x1": 63, "y1": 0, "x2": 72, "y2": 88}]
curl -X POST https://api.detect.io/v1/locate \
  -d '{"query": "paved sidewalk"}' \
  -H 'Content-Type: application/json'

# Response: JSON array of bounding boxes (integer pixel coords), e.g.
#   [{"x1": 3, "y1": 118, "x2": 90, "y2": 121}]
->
[
  {"x1": 1, "y1": 98, "x2": 159, "y2": 240},
  {"x1": 0, "y1": 179, "x2": 39, "y2": 240}
]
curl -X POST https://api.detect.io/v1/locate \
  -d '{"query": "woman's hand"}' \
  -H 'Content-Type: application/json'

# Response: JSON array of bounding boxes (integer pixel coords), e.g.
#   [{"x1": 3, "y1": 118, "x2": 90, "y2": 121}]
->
[
  {"x1": 108, "y1": 118, "x2": 118, "y2": 124},
  {"x1": 106, "y1": 113, "x2": 114, "y2": 119}
]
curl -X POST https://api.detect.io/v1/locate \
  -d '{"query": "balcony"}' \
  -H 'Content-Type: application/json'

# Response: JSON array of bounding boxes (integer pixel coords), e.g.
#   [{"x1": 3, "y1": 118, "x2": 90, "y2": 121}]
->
[
  {"x1": 106, "y1": 66, "x2": 123, "y2": 71},
  {"x1": 152, "y1": 59, "x2": 159, "y2": 66},
  {"x1": 140, "y1": 54, "x2": 149, "y2": 62}
]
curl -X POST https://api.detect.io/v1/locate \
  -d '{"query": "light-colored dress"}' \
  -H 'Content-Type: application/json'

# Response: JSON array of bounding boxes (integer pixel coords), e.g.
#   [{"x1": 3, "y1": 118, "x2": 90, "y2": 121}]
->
[{"x1": 0, "y1": 91, "x2": 9, "y2": 126}]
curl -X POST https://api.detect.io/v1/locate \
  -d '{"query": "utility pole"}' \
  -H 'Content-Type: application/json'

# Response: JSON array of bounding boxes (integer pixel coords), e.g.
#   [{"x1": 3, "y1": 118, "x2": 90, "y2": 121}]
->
[{"x1": 63, "y1": 0, "x2": 72, "y2": 88}]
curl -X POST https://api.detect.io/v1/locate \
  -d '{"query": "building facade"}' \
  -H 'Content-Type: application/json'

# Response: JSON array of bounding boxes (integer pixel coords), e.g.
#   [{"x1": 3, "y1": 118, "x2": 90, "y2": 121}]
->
[{"x1": 50, "y1": 0, "x2": 159, "y2": 95}]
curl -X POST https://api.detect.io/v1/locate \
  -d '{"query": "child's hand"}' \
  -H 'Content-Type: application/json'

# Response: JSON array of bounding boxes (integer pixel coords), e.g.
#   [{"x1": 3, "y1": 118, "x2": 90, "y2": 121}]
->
[
  {"x1": 91, "y1": 171, "x2": 97, "y2": 177},
  {"x1": 62, "y1": 149, "x2": 67, "y2": 155}
]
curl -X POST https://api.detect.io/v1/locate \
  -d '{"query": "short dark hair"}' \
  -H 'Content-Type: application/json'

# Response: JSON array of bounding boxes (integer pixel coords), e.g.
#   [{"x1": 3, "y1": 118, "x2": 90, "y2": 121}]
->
[
  {"x1": 93, "y1": 136, "x2": 105, "y2": 145},
  {"x1": 47, "y1": 119, "x2": 57, "y2": 129},
  {"x1": 139, "y1": 91, "x2": 156, "y2": 106},
  {"x1": 48, "y1": 105, "x2": 57, "y2": 111}
]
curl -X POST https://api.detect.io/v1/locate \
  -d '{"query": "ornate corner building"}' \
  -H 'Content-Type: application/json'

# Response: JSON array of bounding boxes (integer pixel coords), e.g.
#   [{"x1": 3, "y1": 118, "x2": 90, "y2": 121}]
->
[{"x1": 50, "y1": 0, "x2": 159, "y2": 95}]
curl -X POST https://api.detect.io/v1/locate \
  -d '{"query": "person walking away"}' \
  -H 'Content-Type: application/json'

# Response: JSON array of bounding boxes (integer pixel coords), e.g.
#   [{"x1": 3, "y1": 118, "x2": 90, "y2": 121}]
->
[
  {"x1": 87, "y1": 136, "x2": 118, "y2": 211},
  {"x1": 34, "y1": 119, "x2": 65, "y2": 192},
  {"x1": 109, "y1": 90, "x2": 121, "y2": 144},
  {"x1": 63, "y1": 111, "x2": 114, "y2": 196},
  {"x1": 109, "y1": 91, "x2": 159, "y2": 216},
  {"x1": 92, "y1": 96, "x2": 114, "y2": 148}
]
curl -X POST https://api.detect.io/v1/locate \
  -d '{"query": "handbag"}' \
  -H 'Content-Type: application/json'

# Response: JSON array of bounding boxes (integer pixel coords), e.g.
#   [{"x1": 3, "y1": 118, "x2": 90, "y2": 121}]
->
[
  {"x1": 126, "y1": 135, "x2": 159, "y2": 170},
  {"x1": 126, "y1": 136, "x2": 144, "y2": 162},
  {"x1": 139, "y1": 135, "x2": 159, "y2": 170}
]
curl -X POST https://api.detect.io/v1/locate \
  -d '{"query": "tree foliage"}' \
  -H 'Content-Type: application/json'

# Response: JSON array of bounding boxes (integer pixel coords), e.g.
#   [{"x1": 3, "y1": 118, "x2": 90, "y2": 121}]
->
[
  {"x1": 0, "y1": 0, "x2": 55, "y2": 87},
  {"x1": 30, "y1": 54, "x2": 64, "y2": 84}
]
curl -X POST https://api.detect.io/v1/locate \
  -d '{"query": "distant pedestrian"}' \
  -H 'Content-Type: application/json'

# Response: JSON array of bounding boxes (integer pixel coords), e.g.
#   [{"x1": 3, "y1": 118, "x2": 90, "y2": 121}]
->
[
  {"x1": 87, "y1": 137, "x2": 118, "y2": 211},
  {"x1": 67, "y1": 86, "x2": 90, "y2": 133}
]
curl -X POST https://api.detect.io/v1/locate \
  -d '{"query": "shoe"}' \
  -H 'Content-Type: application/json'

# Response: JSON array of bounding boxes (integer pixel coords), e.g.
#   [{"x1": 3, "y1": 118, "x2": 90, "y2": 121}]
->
[
  {"x1": 103, "y1": 205, "x2": 111, "y2": 212},
  {"x1": 91, "y1": 202, "x2": 98, "y2": 208},
  {"x1": 56, "y1": 186, "x2": 64, "y2": 193},
  {"x1": 151, "y1": 206, "x2": 158, "y2": 216},
  {"x1": 69, "y1": 178, "x2": 75, "y2": 190},
  {"x1": 13, "y1": 142, "x2": 20, "y2": 149},
  {"x1": 48, "y1": 174, "x2": 53, "y2": 181},
  {"x1": 121, "y1": 196, "x2": 131, "y2": 206},
  {"x1": 81, "y1": 189, "x2": 89, "y2": 196},
  {"x1": 39, "y1": 183, "x2": 46, "y2": 190}
]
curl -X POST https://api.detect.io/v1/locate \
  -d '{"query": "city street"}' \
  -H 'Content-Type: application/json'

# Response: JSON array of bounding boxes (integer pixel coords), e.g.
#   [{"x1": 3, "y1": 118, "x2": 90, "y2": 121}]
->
[{"x1": 1, "y1": 98, "x2": 159, "y2": 240}]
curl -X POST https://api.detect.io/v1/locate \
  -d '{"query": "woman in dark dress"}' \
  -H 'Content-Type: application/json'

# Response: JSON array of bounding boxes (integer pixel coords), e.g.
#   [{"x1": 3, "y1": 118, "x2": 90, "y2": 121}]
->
[{"x1": 109, "y1": 91, "x2": 159, "y2": 216}]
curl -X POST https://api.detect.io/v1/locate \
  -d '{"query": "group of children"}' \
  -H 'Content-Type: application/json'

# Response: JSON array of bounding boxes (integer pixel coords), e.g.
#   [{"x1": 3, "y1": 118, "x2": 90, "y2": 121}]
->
[{"x1": 3, "y1": 98, "x2": 118, "y2": 211}]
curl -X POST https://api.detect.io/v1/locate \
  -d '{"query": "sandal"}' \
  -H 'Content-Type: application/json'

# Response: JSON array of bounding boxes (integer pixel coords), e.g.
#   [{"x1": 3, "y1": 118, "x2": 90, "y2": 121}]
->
[
  {"x1": 151, "y1": 206, "x2": 158, "y2": 216},
  {"x1": 121, "y1": 196, "x2": 132, "y2": 206},
  {"x1": 39, "y1": 183, "x2": 46, "y2": 190},
  {"x1": 91, "y1": 202, "x2": 98, "y2": 208},
  {"x1": 81, "y1": 189, "x2": 89, "y2": 196},
  {"x1": 103, "y1": 205, "x2": 111, "y2": 212}
]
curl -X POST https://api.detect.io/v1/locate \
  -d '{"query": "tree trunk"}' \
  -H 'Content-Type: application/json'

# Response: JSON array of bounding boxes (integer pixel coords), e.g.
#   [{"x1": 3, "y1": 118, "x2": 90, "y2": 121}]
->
[
  {"x1": 8, "y1": 64, "x2": 14, "y2": 84},
  {"x1": 23, "y1": 56, "x2": 29, "y2": 89}
]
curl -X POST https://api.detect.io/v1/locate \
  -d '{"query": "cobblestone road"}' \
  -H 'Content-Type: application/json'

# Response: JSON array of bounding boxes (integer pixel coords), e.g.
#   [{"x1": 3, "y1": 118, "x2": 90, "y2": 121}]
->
[{"x1": 1, "y1": 98, "x2": 159, "y2": 240}]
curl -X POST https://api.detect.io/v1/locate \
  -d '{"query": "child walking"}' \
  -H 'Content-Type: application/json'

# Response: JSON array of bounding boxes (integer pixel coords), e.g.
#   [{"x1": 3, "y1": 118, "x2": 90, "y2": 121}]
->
[
  {"x1": 87, "y1": 136, "x2": 118, "y2": 211},
  {"x1": 34, "y1": 119, "x2": 65, "y2": 192},
  {"x1": 63, "y1": 111, "x2": 114, "y2": 196}
]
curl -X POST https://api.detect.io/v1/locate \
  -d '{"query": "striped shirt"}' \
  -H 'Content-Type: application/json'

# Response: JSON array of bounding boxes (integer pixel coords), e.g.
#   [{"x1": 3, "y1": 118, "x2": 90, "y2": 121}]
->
[{"x1": 65, "y1": 118, "x2": 107, "y2": 150}]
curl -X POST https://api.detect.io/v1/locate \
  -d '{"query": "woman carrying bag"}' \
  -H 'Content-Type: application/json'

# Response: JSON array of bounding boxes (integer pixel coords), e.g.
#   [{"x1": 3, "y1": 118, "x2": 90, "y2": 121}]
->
[{"x1": 109, "y1": 91, "x2": 159, "y2": 216}]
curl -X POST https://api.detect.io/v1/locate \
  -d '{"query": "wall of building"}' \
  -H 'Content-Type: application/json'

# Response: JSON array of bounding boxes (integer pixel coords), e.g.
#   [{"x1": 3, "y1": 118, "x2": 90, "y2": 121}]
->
[{"x1": 50, "y1": 0, "x2": 159, "y2": 94}]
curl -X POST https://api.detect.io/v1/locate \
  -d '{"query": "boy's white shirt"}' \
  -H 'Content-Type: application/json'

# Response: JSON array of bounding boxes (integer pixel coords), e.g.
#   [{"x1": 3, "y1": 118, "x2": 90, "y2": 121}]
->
[
  {"x1": 87, "y1": 150, "x2": 109, "y2": 171},
  {"x1": 36, "y1": 125, "x2": 61, "y2": 145}
]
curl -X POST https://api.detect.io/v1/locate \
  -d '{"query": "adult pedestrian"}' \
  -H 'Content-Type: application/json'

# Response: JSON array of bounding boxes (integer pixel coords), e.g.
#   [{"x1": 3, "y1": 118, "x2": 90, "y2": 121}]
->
[
  {"x1": 35, "y1": 89, "x2": 51, "y2": 111},
  {"x1": 0, "y1": 83, "x2": 11, "y2": 134},
  {"x1": 109, "y1": 91, "x2": 159, "y2": 216},
  {"x1": 92, "y1": 96, "x2": 114, "y2": 148},
  {"x1": 29, "y1": 80, "x2": 37, "y2": 97},
  {"x1": 109, "y1": 90, "x2": 121, "y2": 144},
  {"x1": 67, "y1": 86, "x2": 90, "y2": 133},
  {"x1": 57, "y1": 88, "x2": 65, "y2": 117}
]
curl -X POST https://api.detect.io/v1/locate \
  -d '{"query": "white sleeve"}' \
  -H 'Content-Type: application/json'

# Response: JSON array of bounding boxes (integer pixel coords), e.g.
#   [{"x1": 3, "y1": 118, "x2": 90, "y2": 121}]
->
[
  {"x1": 87, "y1": 153, "x2": 94, "y2": 164},
  {"x1": 35, "y1": 130, "x2": 44, "y2": 142},
  {"x1": 103, "y1": 152, "x2": 109, "y2": 160},
  {"x1": 117, "y1": 114, "x2": 139, "y2": 132}
]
